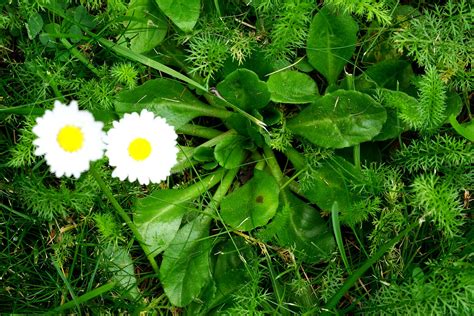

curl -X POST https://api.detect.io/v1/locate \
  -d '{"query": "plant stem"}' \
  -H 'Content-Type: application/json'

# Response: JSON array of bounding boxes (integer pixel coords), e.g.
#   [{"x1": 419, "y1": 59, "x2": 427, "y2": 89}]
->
[
  {"x1": 60, "y1": 38, "x2": 101, "y2": 77},
  {"x1": 89, "y1": 164, "x2": 159, "y2": 275},
  {"x1": 284, "y1": 146, "x2": 306, "y2": 170},
  {"x1": 202, "y1": 167, "x2": 239, "y2": 221},
  {"x1": 263, "y1": 144, "x2": 284, "y2": 185},
  {"x1": 176, "y1": 124, "x2": 222, "y2": 139},
  {"x1": 353, "y1": 144, "x2": 361, "y2": 170}
]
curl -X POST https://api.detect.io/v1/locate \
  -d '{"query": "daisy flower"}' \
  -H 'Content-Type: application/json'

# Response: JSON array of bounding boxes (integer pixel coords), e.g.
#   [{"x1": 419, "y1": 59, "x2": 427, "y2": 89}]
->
[
  {"x1": 32, "y1": 100, "x2": 106, "y2": 178},
  {"x1": 104, "y1": 109, "x2": 178, "y2": 185}
]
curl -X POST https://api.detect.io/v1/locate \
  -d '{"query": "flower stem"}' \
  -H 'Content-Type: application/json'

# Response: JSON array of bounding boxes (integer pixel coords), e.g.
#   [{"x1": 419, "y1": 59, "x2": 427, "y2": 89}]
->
[
  {"x1": 89, "y1": 164, "x2": 159, "y2": 275},
  {"x1": 263, "y1": 145, "x2": 284, "y2": 185}
]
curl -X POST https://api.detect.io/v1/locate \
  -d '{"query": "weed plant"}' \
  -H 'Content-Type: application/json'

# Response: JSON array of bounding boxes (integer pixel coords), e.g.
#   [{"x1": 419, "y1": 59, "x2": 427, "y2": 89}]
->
[{"x1": 0, "y1": 0, "x2": 472, "y2": 315}]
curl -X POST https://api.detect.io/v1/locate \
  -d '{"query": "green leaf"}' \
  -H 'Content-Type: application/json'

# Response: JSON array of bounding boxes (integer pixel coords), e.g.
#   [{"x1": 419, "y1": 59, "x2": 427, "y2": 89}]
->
[
  {"x1": 267, "y1": 71, "x2": 319, "y2": 104},
  {"x1": 449, "y1": 115, "x2": 474, "y2": 142},
  {"x1": 307, "y1": 6, "x2": 358, "y2": 84},
  {"x1": 300, "y1": 157, "x2": 360, "y2": 212},
  {"x1": 373, "y1": 107, "x2": 407, "y2": 141},
  {"x1": 160, "y1": 217, "x2": 212, "y2": 307},
  {"x1": 123, "y1": 0, "x2": 167, "y2": 53},
  {"x1": 216, "y1": 69, "x2": 271, "y2": 112},
  {"x1": 115, "y1": 78, "x2": 229, "y2": 128},
  {"x1": 276, "y1": 190, "x2": 335, "y2": 263},
  {"x1": 287, "y1": 90, "x2": 387, "y2": 148},
  {"x1": 355, "y1": 59, "x2": 414, "y2": 91},
  {"x1": 155, "y1": 0, "x2": 200, "y2": 32},
  {"x1": 73, "y1": 5, "x2": 96, "y2": 29},
  {"x1": 220, "y1": 170, "x2": 280, "y2": 231},
  {"x1": 26, "y1": 12, "x2": 44, "y2": 40},
  {"x1": 134, "y1": 189, "x2": 193, "y2": 257},
  {"x1": 103, "y1": 245, "x2": 139, "y2": 300},
  {"x1": 214, "y1": 134, "x2": 247, "y2": 169}
]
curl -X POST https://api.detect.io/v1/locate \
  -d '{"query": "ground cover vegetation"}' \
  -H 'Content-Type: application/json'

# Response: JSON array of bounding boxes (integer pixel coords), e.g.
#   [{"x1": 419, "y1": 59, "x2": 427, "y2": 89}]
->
[{"x1": 0, "y1": 0, "x2": 473, "y2": 314}]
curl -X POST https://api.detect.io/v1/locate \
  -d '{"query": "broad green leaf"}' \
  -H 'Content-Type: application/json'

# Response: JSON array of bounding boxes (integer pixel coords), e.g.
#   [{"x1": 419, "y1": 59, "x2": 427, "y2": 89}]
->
[
  {"x1": 276, "y1": 190, "x2": 335, "y2": 263},
  {"x1": 26, "y1": 13, "x2": 43, "y2": 39},
  {"x1": 214, "y1": 134, "x2": 248, "y2": 169},
  {"x1": 134, "y1": 171, "x2": 224, "y2": 256},
  {"x1": 355, "y1": 59, "x2": 414, "y2": 91},
  {"x1": 373, "y1": 107, "x2": 407, "y2": 141},
  {"x1": 115, "y1": 78, "x2": 229, "y2": 128},
  {"x1": 300, "y1": 157, "x2": 360, "y2": 212},
  {"x1": 155, "y1": 0, "x2": 200, "y2": 32},
  {"x1": 220, "y1": 170, "x2": 280, "y2": 231},
  {"x1": 134, "y1": 189, "x2": 194, "y2": 257},
  {"x1": 450, "y1": 115, "x2": 474, "y2": 141},
  {"x1": 216, "y1": 69, "x2": 271, "y2": 112},
  {"x1": 73, "y1": 5, "x2": 96, "y2": 29},
  {"x1": 123, "y1": 0, "x2": 167, "y2": 53},
  {"x1": 307, "y1": 6, "x2": 358, "y2": 84},
  {"x1": 160, "y1": 216, "x2": 212, "y2": 307},
  {"x1": 267, "y1": 71, "x2": 319, "y2": 104},
  {"x1": 287, "y1": 90, "x2": 387, "y2": 148},
  {"x1": 103, "y1": 245, "x2": 139, "y2": 300}
]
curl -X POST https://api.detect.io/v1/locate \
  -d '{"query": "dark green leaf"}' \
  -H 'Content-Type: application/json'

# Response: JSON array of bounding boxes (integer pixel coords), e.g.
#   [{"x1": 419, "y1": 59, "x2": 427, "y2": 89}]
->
[
  {"x1": 287, "y1": 90, "x2": 387, "y2": 148},
  {"x1": 216, "y1": 69, "x2": 271, "y2": 112},
  {"x1": 355, "y1": 59, "x2": 414, "y2": 91},
  {"x1": 115, "y1": 78, "x2": 227, "y2": 128},
  {"x1": 300, "y1": 157, "x2": 360, "y2": 211},
  {"x1": 220, "y1": 170, "x2": 280, "y2": 231},
  {"x1": 307, "y1": 6, "x2": 358, "y2": 84},
  {"x1": 214, "y1": 134, "x2": 247, "y2": 169},
  {"x1": 373, "y1": 107, "x2": 407, "y2": 141},
  {"x1": 123, "y1": 0, "x2": 167, "y2": 53},
  {"x1": 267, "y1": 71, "x2": 319, "y2": 104},
  {"x1": 26, "y1": 13, "x2": 43, "y2": 39},
  {"x1": 155, "y1": 0, "x2": 200, "y2": 32},
  {"x1": 276, "y1": 190, "x2": 335, "y2": 263},
  {"x1": 73, "y1": 5, "x2": 96, "y2": 29},
  {"x1": 160, "y1": 217, "x2": 212, "y2": 307}
]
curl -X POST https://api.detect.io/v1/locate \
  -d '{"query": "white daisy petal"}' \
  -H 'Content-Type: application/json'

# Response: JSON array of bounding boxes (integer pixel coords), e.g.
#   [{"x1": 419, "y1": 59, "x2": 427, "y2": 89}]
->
[
  {"x1": 32, "y1": 100, "x2": 106, "y2": 178},
  {"x1": 104, "y1": 109, "x2": 178, "y2": 185}
]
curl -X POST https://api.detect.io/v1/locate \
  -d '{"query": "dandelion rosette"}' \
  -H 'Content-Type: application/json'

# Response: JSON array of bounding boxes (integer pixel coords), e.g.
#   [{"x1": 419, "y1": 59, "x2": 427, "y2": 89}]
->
[
  {"x1": 32, "y1": 100, "x2": 106, "y2": 178},
  {"x1": 104, "y1": 109, "x2": 178, "y2": 185}
]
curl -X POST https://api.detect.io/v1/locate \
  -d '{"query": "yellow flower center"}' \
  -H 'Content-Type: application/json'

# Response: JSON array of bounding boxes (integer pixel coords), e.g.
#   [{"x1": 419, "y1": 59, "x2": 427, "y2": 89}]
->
[
  {"x1": 128, "y1": 137, "x2": 152, "y2": 161},
  {"x1": 57, "y1": 125, "x2": 84, "y2": 153}
]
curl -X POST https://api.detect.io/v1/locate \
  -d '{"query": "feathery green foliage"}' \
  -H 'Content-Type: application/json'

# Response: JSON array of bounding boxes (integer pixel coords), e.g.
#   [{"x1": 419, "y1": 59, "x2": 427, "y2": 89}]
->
[
  {"x1": 392, "y1": 0, "x2": 473, "y2": 91},
  {"x1": 324, "y1": 0, "x2": 392, "y2": 25},
  {"x1": 394, "y1": 134, "x2": 473, "y2": 173},
  {"x1": 412, "y1": 173, "x2": 465, "y2": 238}
]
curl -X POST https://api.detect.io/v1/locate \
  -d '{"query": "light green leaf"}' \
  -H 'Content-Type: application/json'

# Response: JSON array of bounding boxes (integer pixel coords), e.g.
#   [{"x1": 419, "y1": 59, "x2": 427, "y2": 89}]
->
[
  {"x1": 160, "y1": 217, "x2": 212, "y2": 307},
  {"x1": 449, "y1": 115, "x2": 474, "y2": 141},
  {"x1": 134, "y1": 171, "x2": 224, "y2": 256},
  {"x1": 216, "y1": 69, "x2": 271, "y2": 112},
  {"x1": 115, "y1": 78, "x2": 229, "y2": 128},
  {"x1": 307, "y1": 6, "x2": 358, "y2": 84},
  {"x1": 134, "y1": 189, "x2": 193, "y2": 257},
  {"x1": 373, "y1": 107, "x2": 407, "y2": 141},
  {"x1": 220, "y1": 170, "x2": 280, "y2": 231},
  {"x1": 267, "y1": 71, "x2": 319, "y2": 104},
  {"x1": 214, "y1": 134, "x2": 247, "y2": 169},
  {"x1": 287, "y1": 90, "x2": 386, "y2": 148},
  {"x1": 26, "y1": 13, "x2": 44, "y2": 40},
  {"x1": 276, "y1": 190, "x2": 335, "y2": 263},
  {"x1": 155, "y1": 0, "x2": 200, "y2": 32},
  {"x1": 123, "y1": 0, "x2": 167, "y2": 53},
  {"x1": 103, "y1": 245, "x2": 139, "y2": 300}
]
